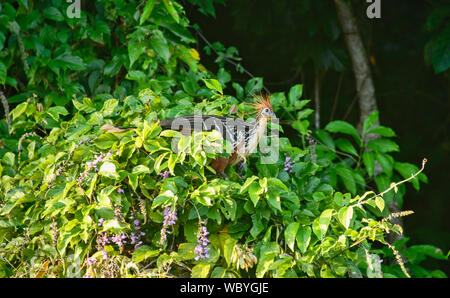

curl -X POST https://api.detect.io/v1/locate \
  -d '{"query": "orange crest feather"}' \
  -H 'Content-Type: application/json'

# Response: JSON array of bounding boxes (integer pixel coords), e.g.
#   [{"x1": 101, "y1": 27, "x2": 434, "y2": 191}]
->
[{"x1": 248, "y1": 94, "x2": 272, "y2": 114}]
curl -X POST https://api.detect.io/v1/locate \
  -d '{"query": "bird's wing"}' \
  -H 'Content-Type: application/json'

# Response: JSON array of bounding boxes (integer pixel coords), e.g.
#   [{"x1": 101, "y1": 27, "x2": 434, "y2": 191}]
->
[{"x1": 159, "y1": 115, "x2": 254, "y2": 146}]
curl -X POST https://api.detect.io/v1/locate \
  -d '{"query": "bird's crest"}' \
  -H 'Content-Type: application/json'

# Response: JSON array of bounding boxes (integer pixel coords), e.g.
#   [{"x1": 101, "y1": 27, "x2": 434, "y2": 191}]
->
[{"x1": 248, "y1": 94, "x2": 272, "y2": 114}]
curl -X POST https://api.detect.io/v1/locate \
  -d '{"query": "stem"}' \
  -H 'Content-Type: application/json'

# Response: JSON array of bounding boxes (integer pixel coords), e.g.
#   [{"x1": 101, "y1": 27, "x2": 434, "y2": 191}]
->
[{"x1": 314, "y1": 67, "x2": 321, "y2": 130}]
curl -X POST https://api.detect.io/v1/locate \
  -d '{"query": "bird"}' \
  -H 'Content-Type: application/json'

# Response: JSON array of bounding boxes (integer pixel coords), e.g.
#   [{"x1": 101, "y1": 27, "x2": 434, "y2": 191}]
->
[{"x1": 157, "y1": 94, "x2": 276, "y2": 176}]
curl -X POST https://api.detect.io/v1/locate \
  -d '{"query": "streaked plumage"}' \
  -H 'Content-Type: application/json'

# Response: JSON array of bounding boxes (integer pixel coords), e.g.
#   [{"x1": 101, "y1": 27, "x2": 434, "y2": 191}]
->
[{"x1": 159, "y1": 94, "x2": 276, "y2": 174}]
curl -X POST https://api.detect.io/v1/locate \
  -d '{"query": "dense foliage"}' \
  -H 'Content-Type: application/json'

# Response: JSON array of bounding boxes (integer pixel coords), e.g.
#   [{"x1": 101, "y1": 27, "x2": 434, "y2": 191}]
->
[{"x1": 0, "y1": 0, "x2": 448, "y2": 278}]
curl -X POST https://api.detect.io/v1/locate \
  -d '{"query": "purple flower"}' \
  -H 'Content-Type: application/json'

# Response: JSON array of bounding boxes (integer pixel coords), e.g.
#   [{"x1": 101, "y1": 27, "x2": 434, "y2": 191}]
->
[
  {"x1": 284, "y1": 156, "x2": 294, "y2": 173},
  {"x1": 110, "y1": 233, "x2": 127, "y2": 251},
  {"x1": 98, "y1": 218, "x2": 105, "y2": 227},
  {"x1": 129, "y1": 217, "x2": 144, "y2": 250},
  {"x1": 158, "y1": 171, "x2": 170, "y2": 179},
  {"x1": 87, "y1": 257, "x2": 97, "y2": 265},
  {"x1": 117, "y1": 188, "x2": 124, "y2": 194},
  {"x1": 102, "y1": 251, "x2": 108, "y2": 259},
  {"x1": 159, "y1": 206, "x2": 178, "y2": 245},
  {"x1": 106, "y1": 152, "x2": 112, "y2": 158},
  {"x1": 194, "y1": 222, "x2": 210, "y2": 260}
]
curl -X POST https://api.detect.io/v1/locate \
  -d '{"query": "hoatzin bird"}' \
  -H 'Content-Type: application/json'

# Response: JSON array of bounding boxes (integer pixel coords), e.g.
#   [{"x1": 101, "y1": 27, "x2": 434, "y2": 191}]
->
[
  {"x1": 101, "y1": 95, "x2": 275, "y2": 176},
  {"x1": 158, "y1": 95, "x2": 276, "y2": 176}
]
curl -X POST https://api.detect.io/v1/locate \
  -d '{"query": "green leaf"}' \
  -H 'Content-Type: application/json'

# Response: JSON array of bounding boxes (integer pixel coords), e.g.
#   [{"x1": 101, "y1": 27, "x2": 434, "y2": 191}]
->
[
  {"x1": 177, "y1": 243, "x2": 197, "y2": 260},
  {"x1": 222, "y1": 236, "x2": 238, "y2": 267},
  {"x1": 232, "y1": 82, "x2": 244, "y2": 99},
  {"x1": 269, "y1": 92, "x2": 287, "y2": 108},
  {"x1": 128, "y1": 39, "x2": 146, "y2": 67},
  {"x1": 256, "y1": 242, "x2": 279, "y2": 278},
  {"x1": 288, "y1": 84, "x2": 303, "y2": 106},
  {"x1": 250, "y1": 214, "x2": 264, "y2": 238},
  {"x1": 202, "y1": 79, "x2": 223, "y2": 94},
  {"x1": 312, "y1": 209, "x2": 333, "y2": 239},
  {"x1": 362, "y1": 151, "x2": 375, "y2": 177},
  {"x1": 375, "y1": 196, "x2": 385, "y2": 212},
  {"x1": 152, "y1": 193, "x2": 173, "y2": 209},
  {"x1": 245, "y1": 77, "x2": 263, "y2": 95},
  {"x1": 126, "y1": 70, "x2": 147, "y2": 82},
  {"x1": 150, "y1": 30, "x2": 170, "y2": 63},
  {"x1": 284, "y1": 222, "x2": 300, "y2": 251},
  {"x1": 267, "y1": 189, "x2": 282, "y2": 212},
  {"x1": 98, "y1": 162, "x2": 119, "y2": 179},
  {"x1": 394, "y1": 162, "x2": 421, "y2": 190},
  {"x1": 47, "y1": 106, "x2": 69, "y2": 120},
  {"x1": 316, "y1": 130, "x2": 335, "y2": 151},
  {"x1": 337, "y1": 206, "x2": 353, "y2": 229},
  {"x1": 267, "y1": 177, "x2": 289, "y2": 193},
  {"x1": 296, "y1": 226, "x2": 311, "y2": 253},
  {"x1": 240, "y1": 176, "x2": 259, "y2": 193},
  {"x1": 101, "y1": 98, "x2": 119, "y2": 116},
  {"x1": 362, "y1": 111, "x2": 379, "y2": 134},
  {"x1": 162, "y1": 0, "x2": 180, "y2": 23},
  {"x1": 325, "y1": 120, "x2": 361, "y2": 145},
  {"x1": 376, "y1": 152, "x2": 394, "y2": 178},
  {"x1": 140, "y1": 0, "x2": 157, "y2": 25},
  {"x1": 335, "y1": 138, "x2": 358, "y2": 156},
  {"x1": 159, "y1": 130, "x2": 180, "y2": 138},
  {"x1": 292, "y1": 119, "x2": 310, "y2": 135},
  {"x1": 367, "y1": 138, "x2": 399, "y2": 153},
  {"x1": 132, "y1": 165, "x2": 151, "y2": 175},
  {"x1": 248, "y1": 182, "x2": 262, "y2": 207},
  {"x1": 43, "y1": 7, "x2": 64, "y2": 21},
  {"x1": 11, "y1": 102, "x2": 28, "y2": 120},
  {"x1": 375, "y1": 174, "x2": 394, "y2": 203},
  {"x1": 210, "y1": 267, "x2": 228, "y2": 278},
  {"x1": 132, "y1": 245, "x2": 159, "y2": 263},
  {"x1": 368, "y1": 126, "x2": 396, "y2": 137},
  {"x1": 335, "y1": 166, "x2": 356, "y2": 195},
  {"x1": 217, "y1": 68, "x2": 231, "y2": 85},
  {"x1": 191, "y1": 263, "x2": 211, "y2": 278}
]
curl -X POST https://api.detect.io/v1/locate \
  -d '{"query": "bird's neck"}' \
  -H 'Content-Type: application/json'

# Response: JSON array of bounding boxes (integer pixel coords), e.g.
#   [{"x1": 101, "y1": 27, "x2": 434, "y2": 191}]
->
[{"x1": 245, "y1": 115, "x2": 268, "y2": 155}]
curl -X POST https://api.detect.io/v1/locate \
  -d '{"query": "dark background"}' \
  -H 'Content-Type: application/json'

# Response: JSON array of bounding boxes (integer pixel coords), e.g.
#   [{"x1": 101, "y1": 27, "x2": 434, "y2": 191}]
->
[{"x1": 185, "y1": 0, "x2": 449, "y2": 273}]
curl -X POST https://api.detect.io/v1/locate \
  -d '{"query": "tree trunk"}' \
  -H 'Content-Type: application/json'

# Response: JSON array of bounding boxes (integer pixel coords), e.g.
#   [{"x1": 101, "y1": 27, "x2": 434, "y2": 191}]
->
[{"x1": 333, "y1": 0, "x2": 378, "y2": 129}]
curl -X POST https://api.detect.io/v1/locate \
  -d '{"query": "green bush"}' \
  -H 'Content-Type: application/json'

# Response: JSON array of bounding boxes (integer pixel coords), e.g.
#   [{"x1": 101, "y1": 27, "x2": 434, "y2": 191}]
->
[{"x1": 0, "y1": 0, "x2": 447, "y2": 278}]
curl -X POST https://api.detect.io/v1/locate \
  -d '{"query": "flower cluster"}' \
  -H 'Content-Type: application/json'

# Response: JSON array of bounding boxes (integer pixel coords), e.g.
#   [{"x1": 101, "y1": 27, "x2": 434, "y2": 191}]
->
[
  {"x1": 194, "y1": 222, "x2": 210, "y2": 260},
  {"x1": 78, "y1": 151, "x2": 115, "y2": 184},
  {"x1": 158, "y1": 170, "x2": 170, "y2": 179},
  {"x1": 96, "y1": 231, "x2": 110, "y2": 260},
  {"x1": 284, "y1": 156, "x2": 294, "y2": 173},
  {"x1": 113, "y1": 204, "x2": 125, "y2": 222},
  {"x1": 159, "y1": 206, "x2": 178, "y2": 245},
  {"x1": 129, "y1": 215, "x2": 145, "y2": 250},
  {"x1": 50, "y1": 221, "x2": 58, "y2": 248},
  {"x1": 110, "y1": 233, "x2": 127, "y2": 252}
]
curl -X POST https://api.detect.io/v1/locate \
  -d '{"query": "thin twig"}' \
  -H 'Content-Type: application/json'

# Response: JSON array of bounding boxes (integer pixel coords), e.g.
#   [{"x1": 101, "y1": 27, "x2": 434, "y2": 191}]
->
[{"x1": 192, "y1": 26, "x2": 271, "y2": 94}]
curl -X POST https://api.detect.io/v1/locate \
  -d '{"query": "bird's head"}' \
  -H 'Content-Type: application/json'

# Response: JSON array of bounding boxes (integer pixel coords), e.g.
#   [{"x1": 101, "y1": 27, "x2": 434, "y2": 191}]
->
[{"x1": 250, "y1": 94, "x2": 276, "y2": 120}]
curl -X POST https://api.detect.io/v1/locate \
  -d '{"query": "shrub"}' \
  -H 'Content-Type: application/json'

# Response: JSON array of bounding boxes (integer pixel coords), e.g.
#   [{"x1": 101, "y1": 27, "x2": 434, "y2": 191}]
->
[{"x1": 0, "y1": 0, "x2": 447, "y2": 278}]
